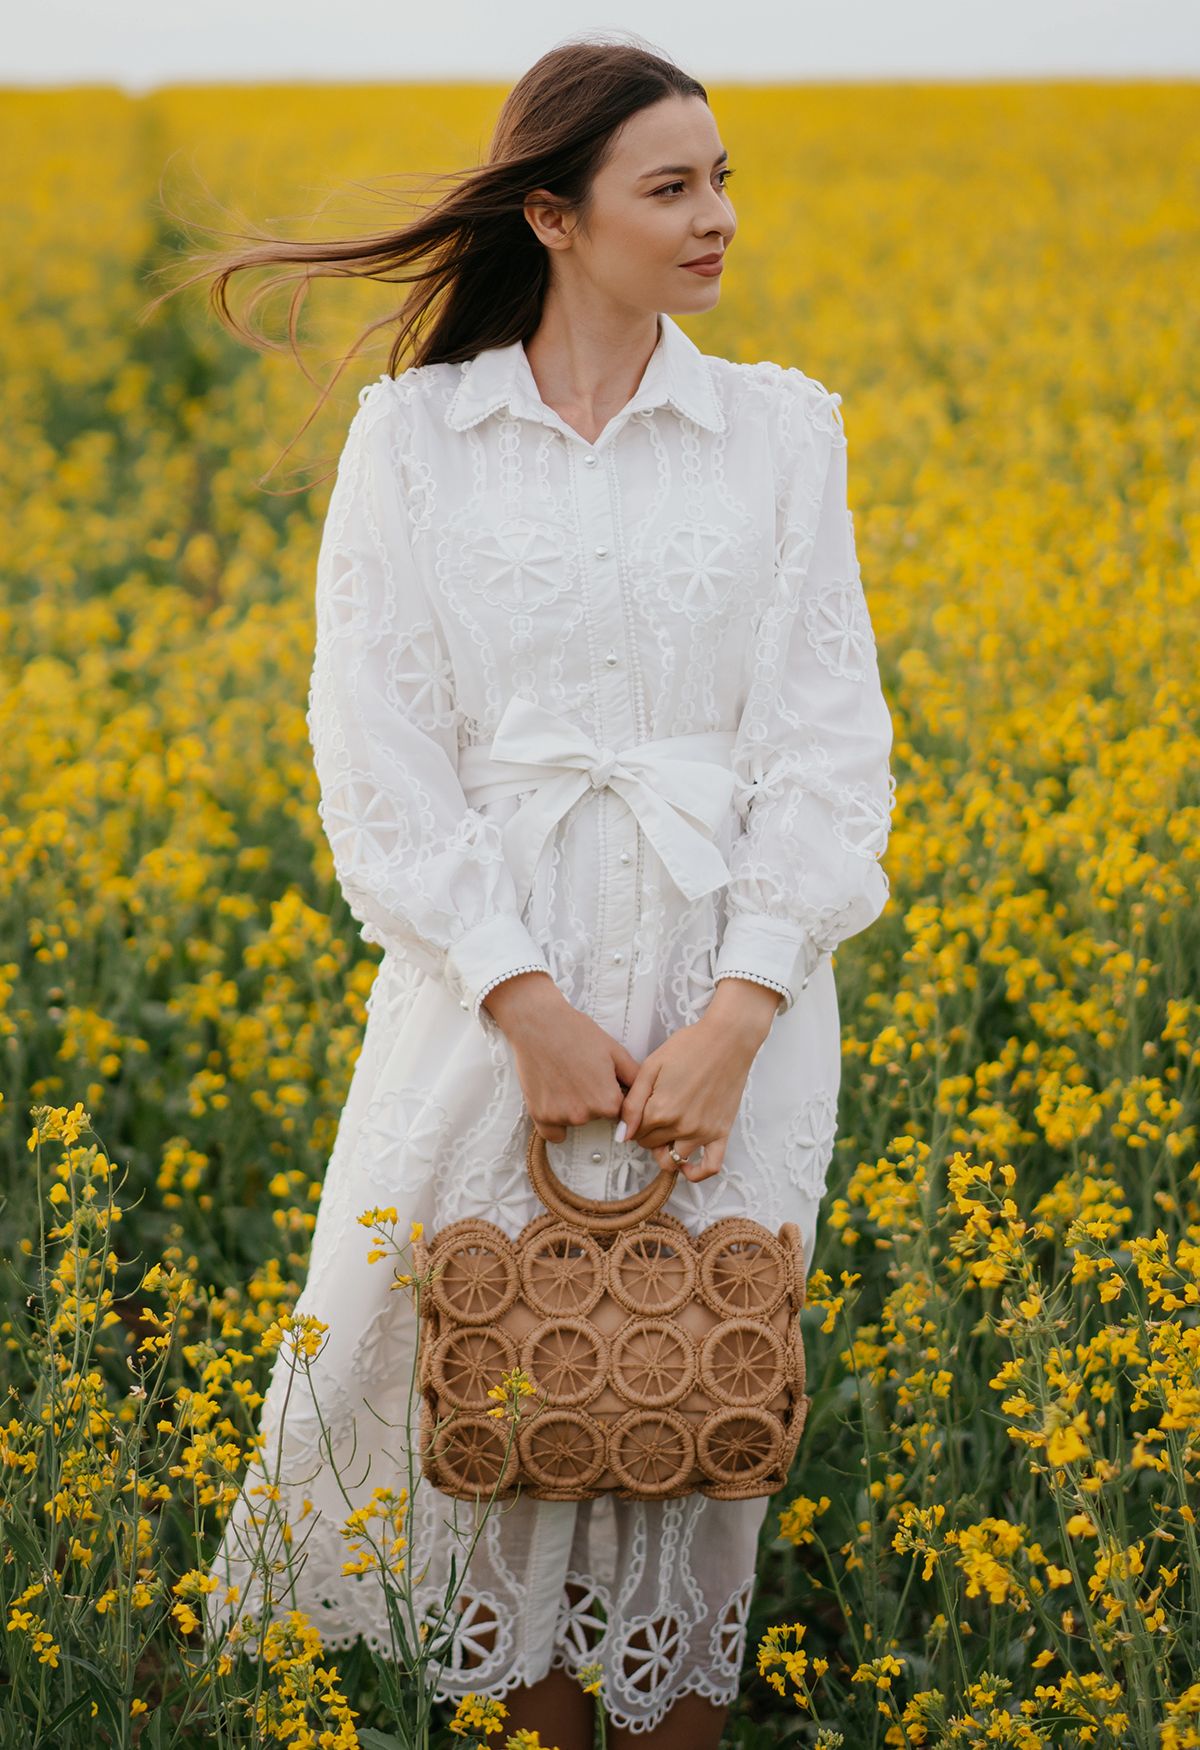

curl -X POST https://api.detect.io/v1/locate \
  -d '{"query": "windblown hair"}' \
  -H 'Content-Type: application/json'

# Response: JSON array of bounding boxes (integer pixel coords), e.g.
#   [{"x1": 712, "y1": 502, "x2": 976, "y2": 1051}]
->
[{"x1": 145, "y1": 32, "x2": 706, "y2": 475}]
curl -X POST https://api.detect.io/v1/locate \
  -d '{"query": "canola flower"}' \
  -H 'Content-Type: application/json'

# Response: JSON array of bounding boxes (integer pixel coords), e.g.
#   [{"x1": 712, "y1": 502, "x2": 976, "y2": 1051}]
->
[
  {"x1": 766, "y1": 1145, "x2": 1200, "y2": 1739},
  {"x1": 486, "y1": 1366, "x2": 538, "y2": 1422},
  {"x1": 447, "y1": 1695, "x2": 560, "y2": 1749},
  {"x1": 1, "y1": 76, "x2": 1198, "y2": 1747},
  {"x1": 576, "y1": 1661, "x2": 603, "y2": 1698}
]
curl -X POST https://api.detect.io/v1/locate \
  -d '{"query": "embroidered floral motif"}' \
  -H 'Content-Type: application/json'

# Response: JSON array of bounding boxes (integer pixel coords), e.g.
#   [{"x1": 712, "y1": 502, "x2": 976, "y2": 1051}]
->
[
  {"x1": 442, "y1": 1163, "x2": 540, "y2": 1233},
  {"x1": 320, "y1": 769, "x2": 420, "y2": 873},
  {"x1": 385, "y1": 621, "x2": 456, "y2": 727},
  {"x1": 617, "y1": 1611, "x2": 688, "y2": 1697},
  {"x1": 804, "y1": 579, "x2": 877, "y2": 681},
  {"x1": 782, "y1": 1091, "x2": 839, "y2": 1198},
  {"x1": 442, "y1": 1593, "x2": 512, "y2": 1680},
  {"x1": 457, "y1": 516, "x2": 574, "y2": 611},
  {"x1": 710, "y1": 1580, "x2": 753, "y2": 1678},
  {"x1": 652, "y1": 523, "x2": 745, "y2": 622},
  {"x1": 833, "y1": 782, "x2": 894, "y2": 860},
  {"x1": 318, "y1": 549, "x2": 373, "y2": 638},
  {"x1": 356, "y1": 1085, "x2": 449, "y2": 1194},
  {"x1": 555, "y1": 1577, "x2": 609, "y2": 1663}
]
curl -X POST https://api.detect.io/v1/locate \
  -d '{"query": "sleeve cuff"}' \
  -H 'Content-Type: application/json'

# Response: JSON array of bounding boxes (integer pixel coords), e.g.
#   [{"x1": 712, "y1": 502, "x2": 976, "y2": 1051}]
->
[
  {"x1": 712, "y1": 913, "x2": 823, "y2": 1015},
  {"x1": 442, "y1": 914, "x2": 556, "y2": 1022}
]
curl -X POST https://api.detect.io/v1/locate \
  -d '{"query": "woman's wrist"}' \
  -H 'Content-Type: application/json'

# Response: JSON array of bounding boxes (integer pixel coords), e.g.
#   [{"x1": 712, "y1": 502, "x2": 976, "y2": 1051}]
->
[
  {"x1": 702, "y1": 976, "x2": 782, "y2": 1052},
  {"x1": 480, "y1": 968, "x2": 568, "y2": 1036}
]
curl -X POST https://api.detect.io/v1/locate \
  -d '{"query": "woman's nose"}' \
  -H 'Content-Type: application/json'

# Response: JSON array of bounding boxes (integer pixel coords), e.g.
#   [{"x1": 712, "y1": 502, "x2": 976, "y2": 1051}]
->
[{"x1": 703, "y1": 191, "x2": 735, "y2": 235}]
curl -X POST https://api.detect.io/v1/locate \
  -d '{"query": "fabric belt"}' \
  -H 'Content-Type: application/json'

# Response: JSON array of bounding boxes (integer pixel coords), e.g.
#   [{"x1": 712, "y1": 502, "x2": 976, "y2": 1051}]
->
[{"x1": 457, "y1": 695, "x2": 738, "y2": 911}]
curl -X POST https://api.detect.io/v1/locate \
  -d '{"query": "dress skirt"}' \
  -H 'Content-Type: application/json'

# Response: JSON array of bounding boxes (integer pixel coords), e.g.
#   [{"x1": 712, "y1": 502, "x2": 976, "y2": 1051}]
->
[{"x1": 204, "y1": 940, "x2": 838, "y2": 1734}]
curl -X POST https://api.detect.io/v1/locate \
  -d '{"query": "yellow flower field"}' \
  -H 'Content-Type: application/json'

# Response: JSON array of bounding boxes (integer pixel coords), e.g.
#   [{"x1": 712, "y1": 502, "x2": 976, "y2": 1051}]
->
[{"x1": 0, "y1": 79, "x2": 1198, "y2": 1747}]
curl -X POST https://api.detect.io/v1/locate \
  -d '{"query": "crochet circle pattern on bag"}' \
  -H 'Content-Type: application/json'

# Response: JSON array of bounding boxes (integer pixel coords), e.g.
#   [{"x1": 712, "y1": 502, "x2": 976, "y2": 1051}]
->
[{"x1": 413, "y1": 1120, "x2": 812, "y2": 1502}]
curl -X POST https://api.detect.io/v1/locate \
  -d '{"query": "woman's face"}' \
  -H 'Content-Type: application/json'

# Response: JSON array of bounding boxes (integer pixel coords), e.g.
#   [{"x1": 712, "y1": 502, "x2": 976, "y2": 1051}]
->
[{"x1": 528, "y1": 94, "x2": 737, "y2": 316}]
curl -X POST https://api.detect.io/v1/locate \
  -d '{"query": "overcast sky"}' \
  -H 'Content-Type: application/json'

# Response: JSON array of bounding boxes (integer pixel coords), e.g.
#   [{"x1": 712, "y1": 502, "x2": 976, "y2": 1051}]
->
[{"x1": 7, "y1": 0, "x2": 1200, "y2": 87}]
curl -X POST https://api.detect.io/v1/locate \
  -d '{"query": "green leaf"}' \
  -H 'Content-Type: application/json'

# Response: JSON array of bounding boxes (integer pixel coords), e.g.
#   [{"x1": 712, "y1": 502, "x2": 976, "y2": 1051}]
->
[{"x1": 32, "y1": 1691, "x2": 101, "y2": 1747}]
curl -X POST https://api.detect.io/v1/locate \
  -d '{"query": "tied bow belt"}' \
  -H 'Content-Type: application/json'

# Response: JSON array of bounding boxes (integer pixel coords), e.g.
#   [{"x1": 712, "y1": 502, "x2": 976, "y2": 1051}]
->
[{"x1": 457, "y1": 696, "x2": 738, "y2": 911}]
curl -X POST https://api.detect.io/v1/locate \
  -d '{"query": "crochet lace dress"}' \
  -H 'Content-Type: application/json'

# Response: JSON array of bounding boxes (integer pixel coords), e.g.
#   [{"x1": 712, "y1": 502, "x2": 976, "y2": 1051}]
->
[{"x1": 205, "y1": 312, "x2": 895, "y2": 1731}]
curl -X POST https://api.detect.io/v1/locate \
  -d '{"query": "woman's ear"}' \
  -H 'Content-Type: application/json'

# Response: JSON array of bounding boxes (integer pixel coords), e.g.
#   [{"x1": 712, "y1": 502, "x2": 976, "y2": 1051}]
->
[{"x1": 523, "y1": 189, "x2": 575, "y2": 253}]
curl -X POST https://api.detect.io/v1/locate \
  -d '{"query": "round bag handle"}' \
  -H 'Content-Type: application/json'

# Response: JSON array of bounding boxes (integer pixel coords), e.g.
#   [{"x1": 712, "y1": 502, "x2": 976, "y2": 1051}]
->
[{"x1": 525, "y1": 1121, "x2": 678, "y2": 1235}]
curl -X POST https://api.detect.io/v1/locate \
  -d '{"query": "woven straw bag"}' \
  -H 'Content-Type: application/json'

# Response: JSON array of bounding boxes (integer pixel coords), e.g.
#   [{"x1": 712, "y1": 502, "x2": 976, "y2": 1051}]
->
[{"x1": 412, "y1": 1117, "x2": 812, "y2": 1503}]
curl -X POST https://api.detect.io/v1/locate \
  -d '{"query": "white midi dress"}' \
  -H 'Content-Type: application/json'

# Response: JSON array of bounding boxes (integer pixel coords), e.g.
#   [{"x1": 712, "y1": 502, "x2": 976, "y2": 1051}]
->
[{"x1": 206, "y1": 312, "x2": 895, "y2": 1730}]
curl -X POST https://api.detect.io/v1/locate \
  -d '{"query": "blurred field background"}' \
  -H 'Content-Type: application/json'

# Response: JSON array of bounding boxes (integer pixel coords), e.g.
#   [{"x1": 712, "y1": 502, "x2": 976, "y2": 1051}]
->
[{"x1": 1, "y1": 79, "x2": 1199, "y2": 1746}]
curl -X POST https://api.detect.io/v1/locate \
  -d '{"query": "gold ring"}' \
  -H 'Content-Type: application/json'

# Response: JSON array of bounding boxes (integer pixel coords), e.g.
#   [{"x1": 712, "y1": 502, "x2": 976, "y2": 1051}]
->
[{"x1": 668, "y1": 1141, "x2": 705, "y2": 1167}]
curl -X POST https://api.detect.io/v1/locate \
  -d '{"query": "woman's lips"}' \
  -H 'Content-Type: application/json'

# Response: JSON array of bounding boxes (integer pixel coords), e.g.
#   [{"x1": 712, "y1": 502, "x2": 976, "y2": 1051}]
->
[{"x1": 681, "y1": 257, "x2": 724, "y2": 277}]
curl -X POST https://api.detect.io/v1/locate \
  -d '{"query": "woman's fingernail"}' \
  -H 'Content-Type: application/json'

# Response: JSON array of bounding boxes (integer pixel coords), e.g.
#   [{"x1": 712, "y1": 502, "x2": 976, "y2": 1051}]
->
[{"x1": 615, "y1": 1120, "x2": 627, "y2": 1141}]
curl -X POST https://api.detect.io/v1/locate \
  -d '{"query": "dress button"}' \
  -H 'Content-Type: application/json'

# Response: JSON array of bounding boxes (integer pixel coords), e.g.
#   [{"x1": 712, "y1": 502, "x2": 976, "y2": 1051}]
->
[
  {"x1": 594, "y1": 544, "x2": 609, "y2": 557},
  {"x1": 619, "y1": 850, "x2": 631, "y2": 865},
  {"x1": 604, "y1": 650, "x2": 619, "y2": 667},
  {"x1": 460, "y1": 999, "x2": 469, "y2": 1009},
  {"x1": 583, "y1": 454, "x2": 598, "y2": 467},
  {"x1": 591, "y1": 1150, "x2": 604, "y2": 1163},
  {"x1": 612, "y1": 951, "x2": 624, "y2": 964}
]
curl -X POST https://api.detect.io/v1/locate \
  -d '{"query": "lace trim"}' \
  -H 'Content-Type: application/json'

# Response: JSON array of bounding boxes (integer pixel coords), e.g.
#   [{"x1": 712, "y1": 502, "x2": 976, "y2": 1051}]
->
[
  {"x1": 713, "y1": 968, "x2": 800, "y2": 1000},
  {"x1": 547, "y1": 1647, "x2": 741, "y2": 1733},
  {"x1": 302, "y1": 1623, "x2": 745, "y2": 1735}
]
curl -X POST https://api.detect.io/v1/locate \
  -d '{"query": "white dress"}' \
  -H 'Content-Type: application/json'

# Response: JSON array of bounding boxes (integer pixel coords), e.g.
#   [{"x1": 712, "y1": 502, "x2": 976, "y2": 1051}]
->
[{"x1": 206, "y1": 313, "x2": 895, "y2": 1731}]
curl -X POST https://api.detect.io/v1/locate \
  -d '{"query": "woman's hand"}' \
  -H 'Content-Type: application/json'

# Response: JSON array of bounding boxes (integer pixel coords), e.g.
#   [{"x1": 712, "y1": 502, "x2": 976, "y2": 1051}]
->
[
  {"x1": 483, "y1": 972, "x2": 642, "y2": 1143},
  {"x1": 616, "y1": 979, "x2": 783, "y2": 1182}
]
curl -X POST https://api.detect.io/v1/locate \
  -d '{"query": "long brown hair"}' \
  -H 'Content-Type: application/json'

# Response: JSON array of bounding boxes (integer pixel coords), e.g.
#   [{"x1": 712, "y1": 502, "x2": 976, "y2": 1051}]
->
[{"x1": 146, "y1": 32, "x2": 707, "y2": 476}]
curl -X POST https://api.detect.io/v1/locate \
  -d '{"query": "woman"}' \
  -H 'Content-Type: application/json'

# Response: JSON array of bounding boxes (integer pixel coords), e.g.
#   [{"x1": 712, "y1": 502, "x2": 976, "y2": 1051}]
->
[{"x1": 203, "y1": 33, "x2": 895, "y2": 1749}]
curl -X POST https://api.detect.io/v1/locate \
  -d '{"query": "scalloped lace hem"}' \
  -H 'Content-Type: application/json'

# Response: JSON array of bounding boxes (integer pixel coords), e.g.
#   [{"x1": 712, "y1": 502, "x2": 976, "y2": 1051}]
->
[
  {"x1": 301, "y1": 1621, "x2": 742, "y2": 1734},
  {"x1": 547, "y1": 1649, "x2": 740, "y2": 1733}
]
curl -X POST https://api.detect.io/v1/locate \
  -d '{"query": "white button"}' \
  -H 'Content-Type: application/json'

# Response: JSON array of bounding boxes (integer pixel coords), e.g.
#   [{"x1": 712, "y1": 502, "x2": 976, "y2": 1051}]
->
[
  {"x1": 619, "y1": 851, "x2": 631, "y2": 864},
  {"x1": 604, "y1": 650, "x2": 619, "y2": 666},
  {"x1": 801, "y1": 977, "x2": 810, "y2": 990},
  {"x1": 612, "y1": 951, "x2": 624, "y2": 964},
  {"x1": 594, "y1": 544, "x2": 609, "y2": 557},
  {"x1": 584, "y1": 454, "x2": 598, "y2": 467},
  {"x1": 591, "y1": 1150, "x2": 604, "y2": 1163},
  {"x1": 460, "y1": 999, "x2": 469, "y2": 1009}
]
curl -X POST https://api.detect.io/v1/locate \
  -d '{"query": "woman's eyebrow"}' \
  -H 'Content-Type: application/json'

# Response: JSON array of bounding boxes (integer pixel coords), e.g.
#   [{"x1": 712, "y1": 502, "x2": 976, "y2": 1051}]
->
[{"x1": 637, "y1": 148, "x2": 729, "y2": 180}]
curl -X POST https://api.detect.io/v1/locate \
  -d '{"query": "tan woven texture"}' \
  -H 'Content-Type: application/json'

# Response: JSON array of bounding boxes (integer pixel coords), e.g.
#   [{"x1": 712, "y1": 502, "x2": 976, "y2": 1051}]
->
[{"x1": 413, "y1": 1121, "x2": 812, "y2": 1503}]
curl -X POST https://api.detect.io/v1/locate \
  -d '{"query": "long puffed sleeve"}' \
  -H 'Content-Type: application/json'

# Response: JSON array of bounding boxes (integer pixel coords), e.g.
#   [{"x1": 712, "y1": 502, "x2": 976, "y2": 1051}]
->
[
  {"x1": 712, "y1": 373, "x2": 896, "y2": 1013},
  {"x1": 305, "y1": 379, "x2": 555, "y2": 1022}
]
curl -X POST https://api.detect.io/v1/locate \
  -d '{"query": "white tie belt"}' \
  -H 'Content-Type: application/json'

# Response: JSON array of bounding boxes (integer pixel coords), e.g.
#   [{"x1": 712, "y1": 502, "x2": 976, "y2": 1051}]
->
[{"x1": 457, "y1": 695, "x2": 738, "y2": 911}]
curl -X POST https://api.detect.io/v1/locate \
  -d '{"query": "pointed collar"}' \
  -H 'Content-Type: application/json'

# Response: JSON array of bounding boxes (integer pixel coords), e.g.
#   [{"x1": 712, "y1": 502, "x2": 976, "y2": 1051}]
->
[{"x1": 444, "y1": 312, "x2": 725, "y2": 437}]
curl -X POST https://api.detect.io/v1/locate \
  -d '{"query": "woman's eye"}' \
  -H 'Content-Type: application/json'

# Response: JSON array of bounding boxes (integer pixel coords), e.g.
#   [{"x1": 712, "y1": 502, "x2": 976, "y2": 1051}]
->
[{"x1": 652, "y1": 169, "x2": 736, "y2": 199}]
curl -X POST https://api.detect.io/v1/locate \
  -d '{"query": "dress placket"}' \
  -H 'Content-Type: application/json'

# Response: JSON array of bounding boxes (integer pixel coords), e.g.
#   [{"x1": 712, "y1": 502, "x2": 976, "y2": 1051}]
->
[
  {"x1": 501, "y1": 401, "x2": 658, "y2": 1202},
  {"x1": 571, "y1": 434, "x2": 641, "y2": 1193}
]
